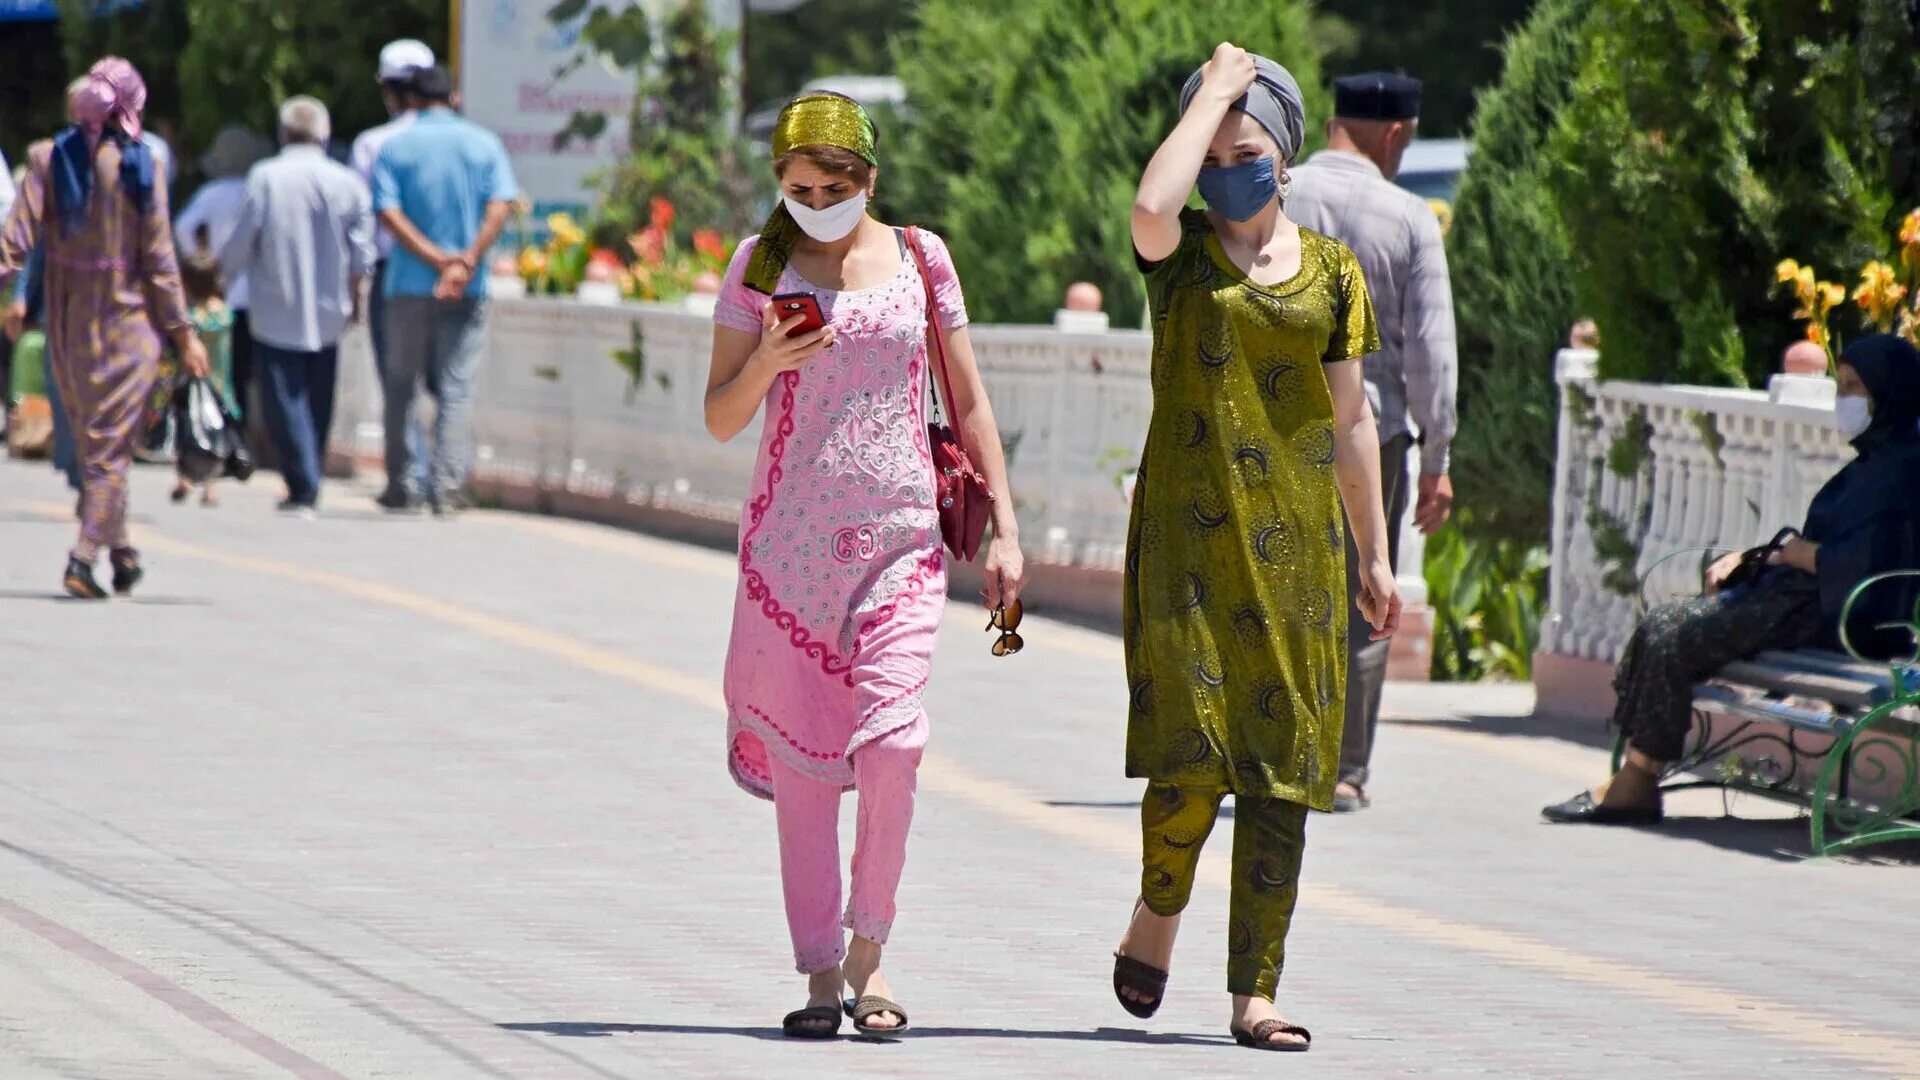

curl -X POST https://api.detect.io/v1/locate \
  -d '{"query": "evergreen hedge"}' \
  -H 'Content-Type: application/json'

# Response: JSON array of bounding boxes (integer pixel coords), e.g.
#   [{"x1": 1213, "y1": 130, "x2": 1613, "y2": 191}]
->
[
  {"x1": 1445, "y1": 0, "x2": 1592, "y2": 547},
  {"x1": 888, "y1": 0, "x2": 1324, "y2": 326},
  {"x1": 1545, "y1": 0, "x2": 1920, "y2": 387}
]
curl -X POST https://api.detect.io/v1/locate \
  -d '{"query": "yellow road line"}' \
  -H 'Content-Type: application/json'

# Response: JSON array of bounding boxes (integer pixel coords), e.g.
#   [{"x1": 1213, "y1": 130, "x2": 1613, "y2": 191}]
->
[{"x1": 36, "y1": 503, "x2": 1920, "y2": 1077}]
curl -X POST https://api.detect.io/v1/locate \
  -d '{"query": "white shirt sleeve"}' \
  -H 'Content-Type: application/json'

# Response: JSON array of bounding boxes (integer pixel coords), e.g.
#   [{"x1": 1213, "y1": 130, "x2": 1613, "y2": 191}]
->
[{"x1": 0, "y1": 151, "x2": 15, "y2": 227}]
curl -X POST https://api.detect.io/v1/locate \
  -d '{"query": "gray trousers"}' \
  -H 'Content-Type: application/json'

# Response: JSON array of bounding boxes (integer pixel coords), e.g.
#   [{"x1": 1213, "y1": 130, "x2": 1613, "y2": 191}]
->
[
  {"x1": 1340, "y1": 433, "x2": 1412, "y2": 788},
  {"x1": 382, "y1": 295, "x2": 486, "y2": 500}
]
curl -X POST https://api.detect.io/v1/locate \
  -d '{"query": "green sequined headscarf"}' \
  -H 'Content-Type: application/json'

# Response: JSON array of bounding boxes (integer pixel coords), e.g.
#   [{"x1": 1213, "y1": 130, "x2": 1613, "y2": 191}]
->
[{"x1": 742, "y1": 92, "x2": 879, "y2": 295}]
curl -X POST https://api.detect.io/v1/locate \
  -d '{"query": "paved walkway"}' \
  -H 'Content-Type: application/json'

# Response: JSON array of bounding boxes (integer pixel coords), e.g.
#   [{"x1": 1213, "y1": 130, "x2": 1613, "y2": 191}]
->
[{"x1": 1, "y1": 460, "x2": 1917, "y2": 1080}]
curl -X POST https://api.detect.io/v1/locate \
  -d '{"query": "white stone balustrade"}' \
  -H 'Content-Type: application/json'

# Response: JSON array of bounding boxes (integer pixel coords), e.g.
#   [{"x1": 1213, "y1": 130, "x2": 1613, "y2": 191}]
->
[
  {"x1": 330, "y1": 295, "x2": 1433, "y2": 607},
  {"x1": 1541, "y1": 349, "x2": 1853, "y2": 667}
]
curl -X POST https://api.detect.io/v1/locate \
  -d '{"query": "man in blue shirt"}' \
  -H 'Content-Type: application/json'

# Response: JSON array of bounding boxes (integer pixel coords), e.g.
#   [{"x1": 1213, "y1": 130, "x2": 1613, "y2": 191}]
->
[{"x1": 371, "y1": 65, "x2": 517, "y2": 514}]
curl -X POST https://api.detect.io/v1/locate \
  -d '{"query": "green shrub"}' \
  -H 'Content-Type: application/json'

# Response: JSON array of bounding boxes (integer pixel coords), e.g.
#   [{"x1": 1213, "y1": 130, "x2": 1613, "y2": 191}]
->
[
  {"x1": 1544, "y1": 0, "x2": 1920, "y2": 388},
  {"x1": 1424, "y1": 519, "x2": 1549, "y2": 681},
  {"x1": 888, "y1": 0, "x2": 1324, "y2": 326},
  {"x1": 1446, "y1": 0, "x2": 1593, "y2": 549}
]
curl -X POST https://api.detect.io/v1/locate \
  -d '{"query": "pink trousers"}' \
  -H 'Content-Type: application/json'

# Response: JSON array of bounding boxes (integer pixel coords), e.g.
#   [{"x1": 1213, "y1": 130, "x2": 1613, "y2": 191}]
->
[{"x1": 769, "y1": 714, "x2": 927, "y2": 974}]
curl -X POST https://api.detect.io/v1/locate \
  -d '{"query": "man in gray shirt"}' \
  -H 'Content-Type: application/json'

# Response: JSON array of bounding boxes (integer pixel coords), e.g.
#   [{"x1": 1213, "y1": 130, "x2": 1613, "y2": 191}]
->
[
  {"x1": 1288, "y1": 72, "x2": 1458, "y2": 812},
  {"x1": 221, "y1": 96, "x2": 375, "y2": 517}
]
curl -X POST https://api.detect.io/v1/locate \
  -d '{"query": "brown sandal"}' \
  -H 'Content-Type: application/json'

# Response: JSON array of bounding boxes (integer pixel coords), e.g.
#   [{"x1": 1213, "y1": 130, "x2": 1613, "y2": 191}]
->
[
  {"x1": 1112, "y1": 952, "x2": 1169, "y2": 1018},
  {"x1": 1231, "y1": 1018, "x2": 1312, "y2": 1052},
  {"x1": 842, "y1": 994, "x2": 910, "y2": 1036},
  {"x1": 781, "y1": 1003, "x2": 842, "y2": 1039}
]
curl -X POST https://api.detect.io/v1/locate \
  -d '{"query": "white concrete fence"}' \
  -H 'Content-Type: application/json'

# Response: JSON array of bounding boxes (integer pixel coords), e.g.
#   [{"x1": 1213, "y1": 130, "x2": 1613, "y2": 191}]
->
[
  {"x1": 330, "y1": 294, "x2": 1433, "y2": 615},
  {"x1": 1540, "y1": 348, "x2": 1852, "y2": 669}
]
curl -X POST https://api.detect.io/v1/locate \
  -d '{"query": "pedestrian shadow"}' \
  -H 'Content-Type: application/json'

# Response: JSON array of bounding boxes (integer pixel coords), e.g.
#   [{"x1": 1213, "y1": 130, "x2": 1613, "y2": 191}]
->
[
  {"x1": 498, "y1": 1021, "x2": 1226, "y2": 1048},
  {"x1": 0, "y1": 589, "x2": 213, "y2": 606},
  {"x1": 1592, "y1": 809, "x2": 1920, "y2": 865},
  {"x1": 1045, "y1": 799, "x2": 1237, "y2": 819},
  {"x1": 1390, "y1": 711, "x2": 1618, "y2": 756}
]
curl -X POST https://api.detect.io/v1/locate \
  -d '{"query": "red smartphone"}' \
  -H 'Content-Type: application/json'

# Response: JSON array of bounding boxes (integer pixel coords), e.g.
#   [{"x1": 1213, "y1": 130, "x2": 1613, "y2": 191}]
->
[{"x1": 771, "y1": 292, "x2": 828, "y2": 337}]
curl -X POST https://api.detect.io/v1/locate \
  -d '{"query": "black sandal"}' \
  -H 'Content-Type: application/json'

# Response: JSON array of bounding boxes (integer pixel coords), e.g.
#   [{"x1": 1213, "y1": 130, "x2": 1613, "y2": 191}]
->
[
  {"x1": 1231, "y1": 1018, "x2": 1312, "y2": 1052},
  {"x1": 842, "y1": 994, "x2": 910, "y2": 1036},
  {"x1": 63, "y1": 557, "x2": 108, "y2": 600},
  {"x1": 1112, "y1": 952, "x2": 1169, "y2": 1019},
  {"x1": 781, "y1": 1003, "x2": 842, "y2": 1039},
  {"x1": 109, "y1": 548, "x2": 143, "y2": 597}
]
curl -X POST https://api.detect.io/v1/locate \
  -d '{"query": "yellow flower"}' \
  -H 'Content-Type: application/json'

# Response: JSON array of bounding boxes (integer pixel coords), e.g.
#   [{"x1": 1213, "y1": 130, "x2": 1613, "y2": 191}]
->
[
  {"x1": 516, "y1": 246, "x2": 548, "y2": 279},
  {"x1": 1822, "y1": 281, "x2": 1845, "y2": 309},
  {"x1": 1854, "y1": 261, "x2": 1908, "y2": 330},
  {"x1": 546, "y1": 212, "x2": 586, "y2": 249},
  {"x1": 1900, "y1": 208, "x2": 1920, "y2": 248},
  {"x1": 1775, "y1": 258, "x2": 1801, "y2": 284},
  {"x1": 1427, "y1": 198, "x2": 1453, "y2": 235}
]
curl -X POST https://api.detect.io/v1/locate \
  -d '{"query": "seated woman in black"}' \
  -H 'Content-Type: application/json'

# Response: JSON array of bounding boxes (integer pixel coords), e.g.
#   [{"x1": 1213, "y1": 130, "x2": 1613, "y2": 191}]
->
[{"x1": 1545, "y1": 334, "x2": 1920, "y2": 825}]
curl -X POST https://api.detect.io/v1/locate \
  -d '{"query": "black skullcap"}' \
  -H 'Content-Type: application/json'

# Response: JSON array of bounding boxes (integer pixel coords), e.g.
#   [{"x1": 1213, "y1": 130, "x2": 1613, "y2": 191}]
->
[
  {"x1": 409, "y1": 65, "x2": 455, "y2": 103},
  {"x1": 1333, "y1": 72, "x2": 1422, "y2": 121}
]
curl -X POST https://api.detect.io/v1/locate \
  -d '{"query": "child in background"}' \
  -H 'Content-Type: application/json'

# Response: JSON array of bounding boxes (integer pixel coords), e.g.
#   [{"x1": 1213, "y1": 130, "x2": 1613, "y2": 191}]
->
[{"x1": 173, "y1": 252, "x2": 237, "y2": 507}]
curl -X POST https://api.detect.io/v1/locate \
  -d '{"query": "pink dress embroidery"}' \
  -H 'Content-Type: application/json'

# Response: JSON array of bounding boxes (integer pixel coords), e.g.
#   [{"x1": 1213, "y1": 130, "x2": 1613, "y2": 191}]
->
[{"x1": 715, "y1": 230, "x2": 969, "y2": 800}]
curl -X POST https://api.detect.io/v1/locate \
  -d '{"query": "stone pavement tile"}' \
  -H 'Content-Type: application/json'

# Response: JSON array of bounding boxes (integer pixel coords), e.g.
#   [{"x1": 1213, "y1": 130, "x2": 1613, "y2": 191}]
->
[{"x1": 1, "y1": 462, "x2": 1916, "y2": 1079}]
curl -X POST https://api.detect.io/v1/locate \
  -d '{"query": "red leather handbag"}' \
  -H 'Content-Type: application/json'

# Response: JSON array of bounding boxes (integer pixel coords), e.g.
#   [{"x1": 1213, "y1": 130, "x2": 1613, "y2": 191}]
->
[{"x1": 904, "y1": 227, "x2": 994, "y2": 562}]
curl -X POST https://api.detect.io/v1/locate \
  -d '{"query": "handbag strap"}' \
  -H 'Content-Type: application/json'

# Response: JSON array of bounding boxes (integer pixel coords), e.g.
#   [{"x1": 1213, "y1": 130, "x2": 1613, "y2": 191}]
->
[{"x1": 901, "y1": 226, "x2": 959, "y2": 424}]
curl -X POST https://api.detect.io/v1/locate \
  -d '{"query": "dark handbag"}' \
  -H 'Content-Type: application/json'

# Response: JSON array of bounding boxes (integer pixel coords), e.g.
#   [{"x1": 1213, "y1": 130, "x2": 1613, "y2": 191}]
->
[
  {"x1": 903, "y1": 226, "x2": 994, "y2": 562},
  {"x1": 1719, "y1": 527, "x2": 1801, "y2": 591},
  {"x1": 171, "y1": 376, "x2": 253, "y2": 483}
]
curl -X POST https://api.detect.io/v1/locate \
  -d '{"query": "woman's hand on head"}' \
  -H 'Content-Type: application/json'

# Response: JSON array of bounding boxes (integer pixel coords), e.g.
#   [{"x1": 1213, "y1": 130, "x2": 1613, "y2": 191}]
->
[
  {"x1": 1200, "y1": 43, "x2": 1257, "y2": 103},
  {"x1": 751, "y1": 303, "x2": 835, "y2": 377}
]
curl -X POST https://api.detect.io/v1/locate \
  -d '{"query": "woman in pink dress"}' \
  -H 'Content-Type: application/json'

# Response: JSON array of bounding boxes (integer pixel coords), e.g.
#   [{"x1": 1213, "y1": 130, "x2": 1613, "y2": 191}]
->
[{"x1": 704, "y1": 92, "x2": 1026, "y2": 1038}]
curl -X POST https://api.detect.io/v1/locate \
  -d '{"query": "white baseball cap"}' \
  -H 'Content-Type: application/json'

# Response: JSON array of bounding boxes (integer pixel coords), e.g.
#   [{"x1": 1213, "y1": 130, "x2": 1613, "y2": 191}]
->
[{"x1": 377, "y1": 39, "x2": 435, "y2": 84}]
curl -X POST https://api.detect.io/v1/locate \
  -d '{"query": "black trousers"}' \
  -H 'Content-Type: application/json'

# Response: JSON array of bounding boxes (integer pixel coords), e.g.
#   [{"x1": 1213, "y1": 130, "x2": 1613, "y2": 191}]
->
[{"x1": 1613, "y1": 575, "x2": 1825, "y2": 761}]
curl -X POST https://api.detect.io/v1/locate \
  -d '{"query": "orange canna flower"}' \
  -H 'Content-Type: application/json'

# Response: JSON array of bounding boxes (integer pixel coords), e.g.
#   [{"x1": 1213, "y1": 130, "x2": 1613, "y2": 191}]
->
[
  {"x1": 693, "y1": 228, "x2": 727, "y2": 261},
  {"x1": 649, "y1": 196, "x2": 676, "y2": 233},
  {"x1": 628, "y1": 225, "x2": 667, "y2": 268},
  {"x1": 1775, "y1": 258, "x2": 1801, "y2": 284},
  {"x1": 1900, "y1": 208, "x2": 1920, "y2": 247},
  {"x1": 1822, "y1": 281, "x2": 1846, "y2": 309}
]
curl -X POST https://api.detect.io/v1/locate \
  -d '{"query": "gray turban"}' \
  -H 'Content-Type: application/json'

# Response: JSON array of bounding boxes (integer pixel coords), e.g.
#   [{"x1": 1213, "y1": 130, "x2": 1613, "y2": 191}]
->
[{"x1": 1178, "y1": 54, "x2": 1306, "y2": 164}]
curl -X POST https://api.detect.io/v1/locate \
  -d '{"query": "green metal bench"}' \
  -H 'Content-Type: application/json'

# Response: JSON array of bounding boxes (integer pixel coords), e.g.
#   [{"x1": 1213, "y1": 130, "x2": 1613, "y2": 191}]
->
[{"x1": 1614, "y1": 570, "x2": 1920, "y2": 856}]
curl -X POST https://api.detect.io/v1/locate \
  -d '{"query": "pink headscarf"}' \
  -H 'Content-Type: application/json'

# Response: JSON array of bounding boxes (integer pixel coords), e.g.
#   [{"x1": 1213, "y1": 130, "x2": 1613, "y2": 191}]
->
[{"x1": 72, "y1": 57, "x2": 148, "y2": 140}]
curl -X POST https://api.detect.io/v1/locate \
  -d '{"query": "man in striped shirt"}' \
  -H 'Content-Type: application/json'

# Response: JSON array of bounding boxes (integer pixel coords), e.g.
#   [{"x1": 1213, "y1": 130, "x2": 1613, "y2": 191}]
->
[{"x1": 1288, "y1": 72, "x2": 1459, "y2": 814}]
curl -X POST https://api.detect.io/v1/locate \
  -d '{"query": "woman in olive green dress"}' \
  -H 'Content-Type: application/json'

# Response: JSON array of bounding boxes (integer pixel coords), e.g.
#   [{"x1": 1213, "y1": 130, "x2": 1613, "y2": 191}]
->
[{"x1": 1109, "y1": 44, "x2": 1400, "y2": 1052}]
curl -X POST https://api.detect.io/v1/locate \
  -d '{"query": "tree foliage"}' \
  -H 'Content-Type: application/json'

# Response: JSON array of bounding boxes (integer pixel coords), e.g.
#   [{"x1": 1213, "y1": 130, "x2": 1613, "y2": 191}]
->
[
  {"x1": 49, "y1": 0, "x2": 446, "y2": 187},
  {"x1": 1544, "y1": 0, "x2": 1920, "y2": 387},
  {"x1": 1445, "y1": 0, "x2": 1591, "y2": 547},
  {"x1": 888, "y1": 0, "x2": 1324, "y2": 326},
  {"x1": 741, "y1": 0, "x2": 920, "y2": 109},
  {"x1": 1314, "y1": 0, "x2": 1536, "y2": 138},
  {"x1": 580, "y1": 1, "x2": 769, "y2": 248}
]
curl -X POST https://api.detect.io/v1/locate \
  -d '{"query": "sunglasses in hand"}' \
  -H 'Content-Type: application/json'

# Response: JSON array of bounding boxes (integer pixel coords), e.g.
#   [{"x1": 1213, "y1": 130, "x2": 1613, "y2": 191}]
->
[{"x1": 987, "y1": 597, "x2": 1024, "y2": 657}]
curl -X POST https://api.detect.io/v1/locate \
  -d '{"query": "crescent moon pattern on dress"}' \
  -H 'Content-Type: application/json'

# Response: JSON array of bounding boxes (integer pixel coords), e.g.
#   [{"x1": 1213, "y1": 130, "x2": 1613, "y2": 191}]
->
[
  {"x1": 1232, "y1": 445, "x2": 1270, "y2": 477},
  {"x1": 1183, "y1": 410, "x2": 1209, "y2": 448},
  {"x1": 1173, "y1": 571, "x2": 1207, "y2": 612},
  {"x1": 1190, "y1": 495, "x2": 1229, "y2": 530},
  {"x1": 1171, "y1": 727, "x2": 1214, "y2": 767},
  {"x1": 1234, "y1": 756, "x2": 1268, "y2": 792},
  {"x1": 1253, "y1": 523, "x2": 1294, "y2": 564},
  {"x1": 1129, "y1": 677, "x2": 1156, "y2": 716},
  {"x1": 1227, "y1": 917, "x2": 1254, "y2": 957},
  {"x1": 1198, "y1": 330, "x2": 1233, "y2": 370},
  {"x1": 1250, "y1": 854, "x2": 1298, "y2": 894},
  {"x1": 1159, "y1": 830, "x2": 1204, "y2": 851},
  {"x1": 1326, "y1": 519, "x2": 1345, "y2": 553},
  {"x1": 1231, "y1": 605, "x2": 1267, "y2": 642},
  {"x1": 1146, "y1": 868, "x2": 1177, "y2": 889},
  {"x1": 1262, "y1": 361, "x2": 1298, "y2": 400},
  {"x1": 1257, "y1": 683, "x2": 1289, "y2": 722},
  {"x1": 1301, "y1": 425, "x2": 1337, "y2": 467},
  {"x1": 1194, "y1": 658, "x2": 1226, "y2": 688}
]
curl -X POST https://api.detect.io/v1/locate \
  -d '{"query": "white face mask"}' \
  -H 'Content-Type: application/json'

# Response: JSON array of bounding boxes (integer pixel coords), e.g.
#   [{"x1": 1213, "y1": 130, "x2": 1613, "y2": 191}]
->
[
  {"x1": 783, "y1": 191, "x2": 869, "y2": 243},
  {"x1": 1834, "y1": 394, "x2": 1873, "y2": 439}
]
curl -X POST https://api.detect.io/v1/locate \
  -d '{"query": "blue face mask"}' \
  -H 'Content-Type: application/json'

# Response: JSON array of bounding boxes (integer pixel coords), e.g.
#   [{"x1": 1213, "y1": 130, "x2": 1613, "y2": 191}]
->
[{"x1": 1197, "y1": 156, "x2": 1279, "y2": 222}]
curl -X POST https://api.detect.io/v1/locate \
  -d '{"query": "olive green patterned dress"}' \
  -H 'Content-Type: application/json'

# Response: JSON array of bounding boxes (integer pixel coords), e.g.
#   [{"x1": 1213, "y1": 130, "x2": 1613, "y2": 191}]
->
[{"x1": 1125, "y1": 209, "x2": 1380, "y2": 812}]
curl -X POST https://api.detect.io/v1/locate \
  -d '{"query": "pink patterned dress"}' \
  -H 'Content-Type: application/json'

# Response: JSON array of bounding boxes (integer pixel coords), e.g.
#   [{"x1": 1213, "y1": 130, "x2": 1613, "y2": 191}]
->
[{"x1": 714, "y1": 230, "x2": 968, "y2": 801}]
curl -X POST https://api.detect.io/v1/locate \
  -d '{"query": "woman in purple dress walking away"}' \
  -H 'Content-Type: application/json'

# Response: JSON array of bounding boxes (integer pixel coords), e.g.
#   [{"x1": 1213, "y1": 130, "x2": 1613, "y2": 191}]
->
[{"x1": 0, "y1": 57, "x2": 210, "y2": 598}]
